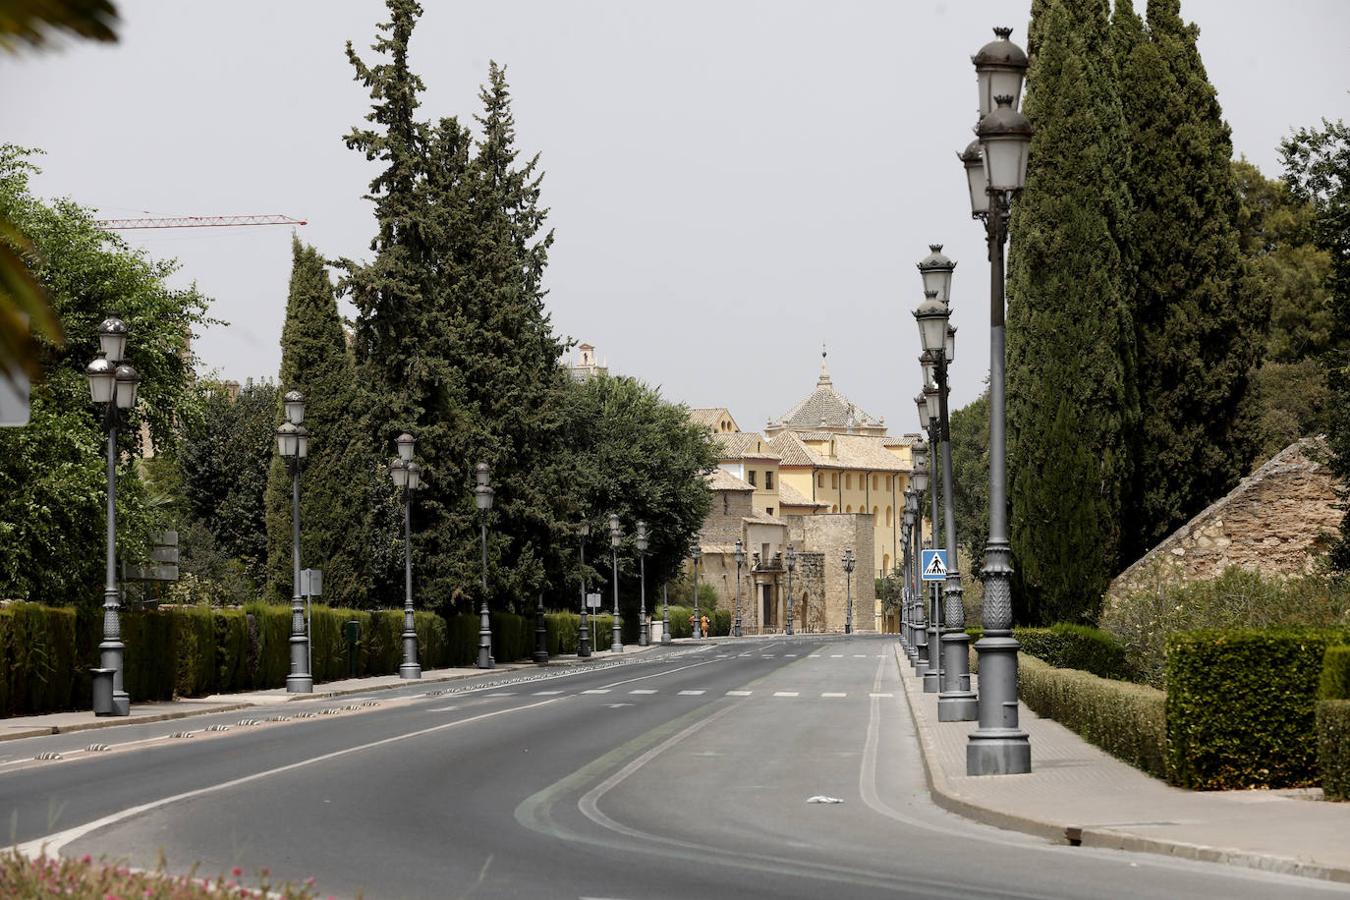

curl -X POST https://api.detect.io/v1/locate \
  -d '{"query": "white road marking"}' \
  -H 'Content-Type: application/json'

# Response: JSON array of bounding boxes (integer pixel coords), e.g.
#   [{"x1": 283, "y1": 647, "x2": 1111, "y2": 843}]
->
[
  {"x1": 785, "y1": 654, "x2": 798, "y2": 658},
  {"x1": 486, "y1": 692, "x2": 517, "y2": 697},
  {"x1": 533, "y1": 691, "x2": 564, "y2": 696},
  {"x1": 773, "y1": 691, "x2": 799, "y2": 697},
  {"x1": 677, "y1": 690, "x2": 705, "y2": 696},
  {"x1": 869, "y1": 692, "x2": 894, "y2": 698},
  {"x1": 821, "y1": 692, "x2": 847, "y2": 698},
  {"x1": 630, "y1": 689, "x2": 657, "y2": 695},
  {"x1": 830, "y1": 654, "x2": 844, "y2": 658},
  {"x1": 427, "y1": 706, "x2": 460, "y2": 712},
  {"x1": 761, "y1": 655, "x2": 775, "y2": 658},
  {"x1": 582, "y1": 689, "x2": 611, "y2": 695},
  {"x1": 853, "y1": 654, "x2": 867, "y2": 658},
  {"x1": 599, "y1": 658, "x2": 719, "y2": 690},
  {"x1": 725, "y1": 690, "x2": 752, "y2": 696}
]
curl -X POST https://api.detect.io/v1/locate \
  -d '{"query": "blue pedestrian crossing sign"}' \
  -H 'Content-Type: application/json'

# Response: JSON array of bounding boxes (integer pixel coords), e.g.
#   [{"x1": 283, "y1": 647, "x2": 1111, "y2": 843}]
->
[{"x1": 921, "y1": 549, "x2": 949, "y2": 582}]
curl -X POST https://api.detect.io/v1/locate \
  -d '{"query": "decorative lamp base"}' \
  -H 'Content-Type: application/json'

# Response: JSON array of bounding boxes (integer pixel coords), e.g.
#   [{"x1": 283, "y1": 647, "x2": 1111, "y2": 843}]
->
[{"x1": 399, "y1": 663, "x2": 423, "y2": 680}]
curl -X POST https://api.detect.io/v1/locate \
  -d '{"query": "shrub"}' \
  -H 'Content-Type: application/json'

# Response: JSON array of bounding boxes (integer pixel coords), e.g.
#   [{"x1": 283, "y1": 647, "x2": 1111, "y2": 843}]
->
[
  {"x1": 0, "y1": 603, "x2": 79, "y2": 716},
  {"x1": 1165, "y1": 628, "x2": 1350, "y2": 789},
  {"x1": 1320, "y1": 645, "x2": 1350, "y2": 700},
  {"x1": 1101, "y1": 568, "x2": 1350, "y2": 688},
  {"x1": 245, "y1": 603, "x2": 292, "y2": 689},
  {"x1": 1318, "y1": 700, "x2": 1350, "y2": 801},
  {"x1": 1015, "y1": 623, "x2": 1131, "y2": 680},
  {"x1": 213, "y1": 608, "x2": 250, "y2": 692},
  {"x1": 1019, "y1": 654, "x2": 1168, "y2": 779},
  {"x1": 0, "y1": 850, "x2": 323, "y2": 897}
]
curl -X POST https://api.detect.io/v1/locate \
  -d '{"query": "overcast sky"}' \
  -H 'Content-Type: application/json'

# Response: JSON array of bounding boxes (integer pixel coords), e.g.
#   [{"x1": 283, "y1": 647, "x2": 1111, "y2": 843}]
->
[{"x1": 4, "y1": 0, "x2": 1347, "y2": 434}]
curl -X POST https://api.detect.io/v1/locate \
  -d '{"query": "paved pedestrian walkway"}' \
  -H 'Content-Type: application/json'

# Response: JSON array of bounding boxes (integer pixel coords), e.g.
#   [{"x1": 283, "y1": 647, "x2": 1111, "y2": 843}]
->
[
  {"x1": 0, "y1": 643, "x2": 663, "y2": 743},
  {"x1": 894, "y1": 643, "x2": 1350, "y2": 884}
]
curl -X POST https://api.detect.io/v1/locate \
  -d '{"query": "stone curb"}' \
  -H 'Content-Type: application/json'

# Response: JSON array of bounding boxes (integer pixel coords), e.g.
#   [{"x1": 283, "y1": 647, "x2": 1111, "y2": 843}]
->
[
  {"x1": 890, "y1": 644, "x2": 1350, "y2": 885},
  {"x1": 0, "y1": 646, "x2": 664, "y2": 744}
]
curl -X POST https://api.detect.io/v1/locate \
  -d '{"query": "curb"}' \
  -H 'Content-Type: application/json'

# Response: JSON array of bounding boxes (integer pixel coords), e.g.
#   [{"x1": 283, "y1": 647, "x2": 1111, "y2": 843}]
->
[{"x1": 891, "y1": 644, "x2": 1350, "y2": 885}]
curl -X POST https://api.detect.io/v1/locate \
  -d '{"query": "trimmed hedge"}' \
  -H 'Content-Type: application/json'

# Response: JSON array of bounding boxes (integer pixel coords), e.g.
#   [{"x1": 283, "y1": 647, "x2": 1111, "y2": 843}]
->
[
  {"x1": 1320, "y1": 645, "x2": 1350, "y2": 700},
  {"x1": 1318, "y1": 700, "x2": 1350, "y2": 801},
  {"x1": 0, "y1": 603, "x2": 79, "y2": 716},
  {"x1": 1019, "y1": 654, "x2": 1169, "y2": 779},
  {"x1": 965, "y1": 624, "x2": 1130, "y2": 681},
  {"x1": 1165, "y1": 628, "x2": 1350, "y2": 790}
]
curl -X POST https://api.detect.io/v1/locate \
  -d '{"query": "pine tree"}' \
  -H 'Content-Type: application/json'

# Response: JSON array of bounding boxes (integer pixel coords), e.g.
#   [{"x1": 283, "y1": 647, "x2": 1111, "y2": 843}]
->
[
  {"x1": 264, "y1": 238, "x2": 377, "y2": 606},
  {"x1": 1116, "y1": 0, "x2": 1267, "y2": 555},
  {"x1": 1006, "y1": 0, "x2": 1136, "y2": 624}
]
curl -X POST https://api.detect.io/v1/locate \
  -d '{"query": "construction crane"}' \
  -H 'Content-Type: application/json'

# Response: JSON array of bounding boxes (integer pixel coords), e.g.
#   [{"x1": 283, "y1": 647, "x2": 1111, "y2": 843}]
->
[{"x1": 94, "y1": 214, "x2": 307, "y2": 230}]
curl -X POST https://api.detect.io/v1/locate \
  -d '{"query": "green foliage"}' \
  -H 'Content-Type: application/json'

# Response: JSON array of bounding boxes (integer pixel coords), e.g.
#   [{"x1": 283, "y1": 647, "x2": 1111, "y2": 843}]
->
[
  {"x1": 1317, "y1": 700, "x2": 1350, "y2": 800},
  {"x1": 0, "y1": 850, "x2": 324, "y2": 899},
  {"x1": 264, "y1": 239, "x2": 382, "y2": 607},
  {"x1": 1164, "y1": 627, "x2": 1350, "y2": 790},
  {"x1": 1015, "y1": 623, "x2": 1131, "y2": 680},
  {"x1": 949, "y1": 390, "x2": 989, "y2": 577},
  {"x1": 1019, "y1": 654, "x2": 1168, "y2": 779},
  {"x1": 1320, "y1": 645, "x2": 1350, "y2": 700},
  {"x1": 213, "y1": 608, "x2": 251, "y2": 692},
  {"x1": 0, "y1": 602, "x2": 78, "y2": 716},
  {"x1": 0, "y1": 147, "x2": 210, "y2": 605},
  {"x1": 1008, "y1": 0, "x2": 1135, "y2": 624},
  {"x1": 1117, "y1": 1, "x2": 1265, "y2": 557},
  {"x1": 1249, "y1": 360, "x2": 1330, "y2": 465},
  {"x1": 1100, "y1": 568, "x2": 1350, "y2": 688}
]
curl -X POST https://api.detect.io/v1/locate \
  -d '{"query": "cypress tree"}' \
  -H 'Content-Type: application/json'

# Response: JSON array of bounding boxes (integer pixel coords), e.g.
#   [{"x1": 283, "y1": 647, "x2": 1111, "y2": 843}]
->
[
  {"x1": 1116, "y1": 0, "x2": 1267, "y2": 554},
  {"x1": 264, "y1": 238, "x2": 377, "y2": 606},
  {"x1": 1006, "y1": 0, "x2": 1135, "y2": 624}
]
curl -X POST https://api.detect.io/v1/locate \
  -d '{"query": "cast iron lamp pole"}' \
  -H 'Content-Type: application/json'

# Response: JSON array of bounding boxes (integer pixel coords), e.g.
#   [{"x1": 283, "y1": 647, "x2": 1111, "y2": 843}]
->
[
  {"x1": 908, "y1": 448, "x2": 931, "y2": 675},
  {"x1": 86, "y1": 316, "x2": 139, "y2": 716},
  {"x1": 842, "y1": 548, "x2": 856, "y2": 635},
  {"x1": 733, "y1": 539, "x2": 745, "y2": 638},
  {"x1": 577, "y1": 522, "x2": 592, "y2": 657},
  {"x1": 784, "y1": 544, "x2": 797, "y2": 635},
  {"x1": 899, "y1": 513, "x2": 911, "y2": 655},
  {"x1": 609, "y1": 514, "x2": 624, "y2": 652},
  {"x1": 661, "y1": 582, "x2": 672, "y2": 645},
  {"x1": 275, "y1": 390, "x2": 312, "y2": 693},
  {"x1": 916, "y1": 277, "x2": 978, "y2": 720},
  {"x1": 963, "y1": 25, "x2": 1033, "y2": 775},
  {"x1": 636, "y1": 520, "x2": 650, "y2": 647},
  {"x1": 389, "y1": 433, "x2": 424, "y2": 679},
  {"x1": 690, "y1": 541, "x2": 703, "y2": 638},
  {"x1": 920, "y1": 370, "x2": 945, "y2": 694},
  {"x1": 903, "y1": 492, "x2": 918, "y2": 662},
  {"x1": 475, "y1": 462, "x2": 495, "y2": 669}
]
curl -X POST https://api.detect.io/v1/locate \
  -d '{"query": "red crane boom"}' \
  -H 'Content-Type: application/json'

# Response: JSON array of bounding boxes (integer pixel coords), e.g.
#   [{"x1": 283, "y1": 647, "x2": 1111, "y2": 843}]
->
[{"x1": 94, "y1": 214, "x2": 307, "y2": 230}]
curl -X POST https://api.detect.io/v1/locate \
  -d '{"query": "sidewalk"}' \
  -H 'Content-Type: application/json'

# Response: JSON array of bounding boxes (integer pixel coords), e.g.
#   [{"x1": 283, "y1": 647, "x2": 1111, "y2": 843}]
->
[
  {"x1": 894, "y1": 643, "x2": 1350, "y2": 884},
  {"x1": 0, "y1": 643, "x2": 664, "y2": 743}
]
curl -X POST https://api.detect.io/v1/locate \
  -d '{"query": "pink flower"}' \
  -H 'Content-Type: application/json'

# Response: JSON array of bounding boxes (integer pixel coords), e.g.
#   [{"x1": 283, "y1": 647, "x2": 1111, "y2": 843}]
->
[
  {"x1": 81, "y1": 854, "x2": 93, "y2": 864},
  {"x1": 305, "y1": 876, "x2": 316, "y2": 886},
  {"x1": 232, "y1": 866, "x2": 243, "y2": 877}
]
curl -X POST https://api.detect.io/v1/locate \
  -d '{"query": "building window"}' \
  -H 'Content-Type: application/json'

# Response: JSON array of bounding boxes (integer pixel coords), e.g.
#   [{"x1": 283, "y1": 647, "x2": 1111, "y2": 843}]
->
[
  {"x1": 887, "y1": 476, "x2": 893, "y2": 490},
  {"x1": 817, "y1": 472, "x2": 825, "y2": 488},
  {"x1": 831, "y1": 505, "x2": 837, "y2": 513},
  {"x1": 846, "y1": 505, "x2": 853, "y2": 513},
  {"x1": 747, "y1": 470, "x2": 757, "y2": 486},
  {"x1": 845, "y1": 473, "x2": 853, "y2": 490},
  {"x1": 765, "y1": 471, "x2": 774, "y2": 490},
  {"x1": 886, "y1": 506, "x2": 893, "y2": 526},
  {"x1": 831, "y1": 473, "x2": 838, "y2": 489},
  {"x1": 872, "y1": 506, "x2": 878, "y2": 519},
  {"x1": 872, "y1": 475, "x2": 878, "y2": 491},
  {"x1": 766, "y1": 507, "x2": 774, "y2": 517}
]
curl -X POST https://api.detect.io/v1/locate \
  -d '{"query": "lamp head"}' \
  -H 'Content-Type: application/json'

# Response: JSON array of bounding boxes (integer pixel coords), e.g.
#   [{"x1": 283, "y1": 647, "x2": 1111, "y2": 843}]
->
[
  {"x1": 916, "y1": 244, "x2": 955, "y2": 306},
  {"x1": 97, "y1": 316, "x2": 128, "y2": 362},
  {"x1": 972, "y1": 26, "x2": 1028, "y2": 119},
  {"x1": 284, "y1": 390, "x2": 306, "y2": 425},
  {"x1": 396, "y1": 432, "x2": 415, "y2": 462}
]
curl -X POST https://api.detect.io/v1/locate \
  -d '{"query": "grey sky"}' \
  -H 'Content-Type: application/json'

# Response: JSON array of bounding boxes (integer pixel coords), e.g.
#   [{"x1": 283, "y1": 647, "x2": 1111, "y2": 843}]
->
[{"x1": 4, "y1": 1, "x2": 1347, "y2": 434}]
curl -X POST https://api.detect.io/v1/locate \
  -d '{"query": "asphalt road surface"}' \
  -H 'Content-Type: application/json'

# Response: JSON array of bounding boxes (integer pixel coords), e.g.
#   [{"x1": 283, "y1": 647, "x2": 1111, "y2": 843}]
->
[{"x1": 5, "y1": 635, "x2": 1347, "y2": 899}]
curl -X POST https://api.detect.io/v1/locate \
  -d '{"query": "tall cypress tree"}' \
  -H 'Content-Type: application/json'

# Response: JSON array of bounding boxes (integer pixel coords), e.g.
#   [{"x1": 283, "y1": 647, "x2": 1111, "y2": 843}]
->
[
  {"x1": 265, "y1": 238, "x2": 378, "y2": 606},
  {"x1": 1006, "y1": 0, "x2": 1135, "y2": 624},
  {"x1": 1116, "y1": 0, "x2": 1266, "y2": 555}
]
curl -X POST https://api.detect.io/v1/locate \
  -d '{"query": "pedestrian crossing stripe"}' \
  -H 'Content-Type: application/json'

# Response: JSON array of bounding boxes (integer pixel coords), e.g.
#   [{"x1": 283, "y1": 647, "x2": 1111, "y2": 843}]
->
[{"x1": 921, "y1": 548, "x2": 949, "y2": 582}]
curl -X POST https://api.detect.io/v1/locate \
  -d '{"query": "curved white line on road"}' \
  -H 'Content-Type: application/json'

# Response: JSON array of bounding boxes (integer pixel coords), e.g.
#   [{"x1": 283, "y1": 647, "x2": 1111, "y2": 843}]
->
[{"x1": 14, "y1": 697, "x2": 564, "y2": 860}]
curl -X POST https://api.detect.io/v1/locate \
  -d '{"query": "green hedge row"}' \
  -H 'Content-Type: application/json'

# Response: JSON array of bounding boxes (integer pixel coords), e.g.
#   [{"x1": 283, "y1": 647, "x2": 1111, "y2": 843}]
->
[
  {"x1": 965, "y1": 624, "x2": 1130, "y2": 681},
  {"x1": 1018, "y1": 654, "x2": 1168, "y2": 779},
  {"x1": 1165, "y1": 628, "x2": 1350, "y2": 790},
  {"x1": 1318, "y1": 700, "x2": 1350, "y2": 801},
  {"x1": 1320, "y1": 645, "x2": 1350, "y2": 700}
]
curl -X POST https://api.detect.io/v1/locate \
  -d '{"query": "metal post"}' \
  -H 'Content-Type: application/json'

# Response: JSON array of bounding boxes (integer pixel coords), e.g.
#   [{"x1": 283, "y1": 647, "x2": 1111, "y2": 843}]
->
[
  {"x1": 611, "y1": 545, "x2": 623, "y2": 652},
  {"x1": 914, "y1": 508, "x2": 928, "y2": 675},
  {"x1": 286, "y1": 459, "x2": 312, "y2": 692},
  {"x1": 692, "y1": 556, "x2": 702, "y2": 638},
  {"x1": 785, "y1": 547, "x2": 796, "y2": 636},
  {"x1": 661, "y1": 583, "x2": 671, "y2": 645},
  {"x1": 734, "y1": 556, "x2": 743, "y2": 638},
  {"x1": 925, "y1": 423, "x2": 943, "y2": 692},
  {"x1": 96, "y1": 416, "x2": 130, "y2": 715},
  {"x1": 845, "y1": 568, "x2": 854, "y2": 635},
  {"x1": 578, "y1": 533, "x2": 591, "y2": 657},
  {"x1": 968, "y1": 192, "x2": 1031, "y2": 774},
  {"x1": 477, "y1": 518, "x2": 494, "y2": 669},
  {"x1": 534, "y1": 593, "x2": 549, "y2": 665},
  {"x1": 937, "y1": 355, "x2": 976, "y2": 719},
  {"x1": 638, "y1": 551, "x2": 648, "y2": 647},
  {"x1": 400, "y1": 488, "x2": 421, "y2": 678}
]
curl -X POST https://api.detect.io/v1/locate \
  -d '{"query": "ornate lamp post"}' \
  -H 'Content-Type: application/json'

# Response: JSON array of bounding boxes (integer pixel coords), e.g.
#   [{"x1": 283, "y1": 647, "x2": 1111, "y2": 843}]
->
[
  {"x1": 389, "y1": 433, "x2": 424, "y2": 679},
  {"x1": 733, "y1": 539, "x2": 746, "y2": 638},
  {"x1": 577, "y1": 522, "x2": 592, "y2": 658},
  {"x1": 275, "y1": 390, "x2": 312, "y2": 693},
  {"x1": 86, "y1": 316, "x2": 139, "y2": 716},
  {"x1": 636, "y1": 520, "x2": 650, "y2": 647},
  {"x1": 964, "y1": 25, "x2": 1033, "y2": 775},
  {"x1": 474, "y1": 462, "x2": 494, "y2": 669},
  {"x1": 609, "y1": 514, "x2": 624, "y2": 653},
  {"x1": 784, "y1": 544, "x2": 797, "y2": 635},
  {"x1": 661, "y1": 582, "x2": 672, "y2": 645},
  {"x1": 903, "y1": 489, "x2": 919, "y2": 663},
  {"x1": 690, "y1": 541, "x2": 703, "y2": 638},
  {"x1": 842, "y1": 548, "x2": 856, "y2": 635},
  {"x1": 901, "y1": 504, "x2": 915, "y2": 658},
  {"x1": 909, "y1": 444, "x2": 931, "y2": 676}
]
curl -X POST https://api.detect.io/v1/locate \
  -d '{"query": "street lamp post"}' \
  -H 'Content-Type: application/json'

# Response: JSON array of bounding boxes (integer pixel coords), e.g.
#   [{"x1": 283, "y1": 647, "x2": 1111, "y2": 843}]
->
[
  {"x1": 661, "y1": 582, "x2": 672, "y2": 645},
  {"x1": 609, "y1": 514, "x2": 624, "y2": 653},
  {"x1": 900, "y1": 510, "x2": 913, "y2": 657},
  {"x1": 577, "y1": 522, "x2": 592, "y2": 658},
  {"x1": 909, "y1": 446, "x2": 931, "y2": 676},
  {"x1": 733, "y1": 539, "x2": 745, "y2": 638},
  {"x1": 964, "y1": 25, "x2": 1033, "y2": 776},
  {"x1": 474, "y1": 462, "x2": 495, "y2": 669},
  {"x1": 784, "y1": 544, "x2": 797, "y2": 635},
  {"x1": 389, "y1": 433, "x2": 424, "y2": 679},
  {"x1": 920, "y1": 368, "x2": 944, "y2": 694},
  {"x1": 690, "y1": 542, "x2": 703, "y2": 638},
  {"x1": 903, "y1": 491, "x2": 919, "y2": 663},
  {"x1": 636, "y1": 520, "x2": 650, "y2": 647},
  {"x1": 842, "y1": 548, "x2": 856, "y2": 635},
  {"x1": 276, "y1": 390, "x2": 312, "y2": 693},
  {"x1": 86, "y1": 316, "x2": 139, "y2": 716}
]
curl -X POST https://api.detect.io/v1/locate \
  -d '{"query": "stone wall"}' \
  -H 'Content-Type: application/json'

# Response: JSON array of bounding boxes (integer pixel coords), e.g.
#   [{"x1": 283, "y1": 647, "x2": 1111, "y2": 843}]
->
[
  {"x1": 802, "y1": 514, "x2": 877, "y2": 632},
  {"x1": 1105, "y1": 437, "x2": 1340, "y2": 604}
]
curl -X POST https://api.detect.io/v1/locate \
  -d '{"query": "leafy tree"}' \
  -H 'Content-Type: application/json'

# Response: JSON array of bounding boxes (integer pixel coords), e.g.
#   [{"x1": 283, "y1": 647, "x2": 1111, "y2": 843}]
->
[
  {"x1": 1115, "y1": 0, "x2": 1267, "y2": 556},
  {"x1": 1281, "y1": 120, "x2": 1350, "y2": 566},
  {"x1": 1006, "y1": 0, "x2": 1136, "y2": 623},
  {"x1": 949, "y1": 389, "x2": 989, "y2": 577},
  {"x1": 0, "y1": 147, "x2": 208, "y2": 604},
  {"x1": 263, "y1": 239, "x2": 380, "y2": 607}
]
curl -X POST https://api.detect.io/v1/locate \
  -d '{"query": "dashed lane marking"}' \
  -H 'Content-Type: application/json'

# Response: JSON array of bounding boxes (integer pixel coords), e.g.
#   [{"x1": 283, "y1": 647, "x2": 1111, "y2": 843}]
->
[
  {"x1": 678, "y1": 690, "x2": 705, "y2": 696},
  {"x1": 630, "y1": 689, "x2": 658, "y2": 695},
  {"x1": 725, "y1": 690, "x2": 752, "y2": 696},
  {"x1": 821, "y1": 692, "x2": 847, "y2": 698},
  {"x1": 773, "y1": 691, "x2": 799, "y2": 698},
  {"x1": 785, "y1": 654, "x2": 798, "y2": 658},
  {"x1": 533, "y1": 691, "x2": 564, "y2": 696},
  {"x1": 582, "y1": 689, "x2": 611, "y2": 694},
  {"x1": 869, "y1": 692, "x2": 894, "y2": 698},
  {"x1": 853, "y1": 654, "x2": 867, "y2": 658},
  {"x1": 830, "y1": 654, "x2": 844, "y2": 658}
]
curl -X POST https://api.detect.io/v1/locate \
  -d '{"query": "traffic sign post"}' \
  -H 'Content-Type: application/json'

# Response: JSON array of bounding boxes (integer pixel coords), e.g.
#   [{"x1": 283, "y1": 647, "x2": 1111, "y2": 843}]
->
[
  {"x1": 921, "y1": 549, "x2": 949, "y2": 582},
  {"x1": 586, "y1": 592, "x2": 601, "y2": 649}
]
